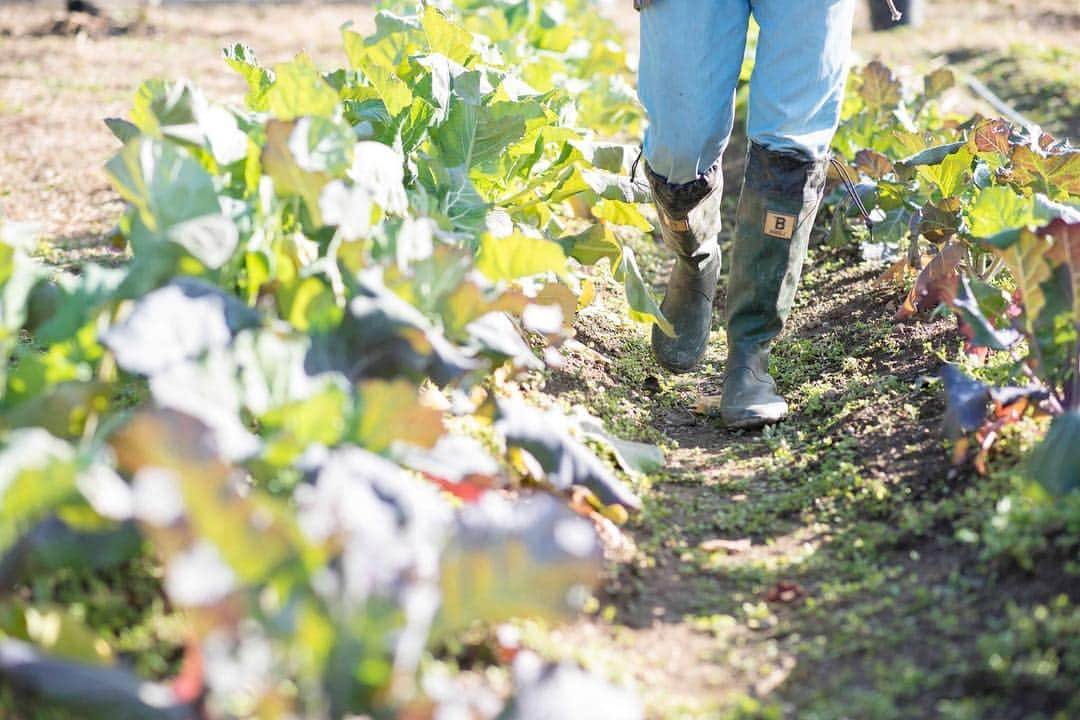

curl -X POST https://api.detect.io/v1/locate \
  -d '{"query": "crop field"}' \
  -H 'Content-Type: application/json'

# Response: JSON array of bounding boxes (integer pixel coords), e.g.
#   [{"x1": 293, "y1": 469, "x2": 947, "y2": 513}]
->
[{"x1": 0, "y1": 1, "x2": 1078, "y2": 718}]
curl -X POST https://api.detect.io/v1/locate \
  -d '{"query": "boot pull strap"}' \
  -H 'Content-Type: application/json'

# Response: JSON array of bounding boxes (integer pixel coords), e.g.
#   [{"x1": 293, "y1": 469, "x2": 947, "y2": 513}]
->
[
  {"x1": 630, "y1": 145, "x2": 651, "y2": 197},
  {"x1": 829, "y1": 155, "x2": 876, "y2": 243}
]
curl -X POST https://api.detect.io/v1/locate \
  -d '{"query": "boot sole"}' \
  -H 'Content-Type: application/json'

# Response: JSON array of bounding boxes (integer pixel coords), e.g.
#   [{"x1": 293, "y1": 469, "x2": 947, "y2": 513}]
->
[{"x1": 721, "y1": 405, "x2": 788, "y2": 429}]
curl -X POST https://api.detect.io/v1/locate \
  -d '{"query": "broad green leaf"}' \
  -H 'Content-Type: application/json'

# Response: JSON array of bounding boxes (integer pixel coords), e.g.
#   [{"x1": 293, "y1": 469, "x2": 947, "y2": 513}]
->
[
  {"x1": 985, "y1": 227, "x2": 1053, "y2": 336},
  {"x1": 286, "y1": 116, "x2": 352, "y2": 176},
  {"x1": 106, "y1": 137, "x2": 220, "y2": 235},
  {"x1": 968, "y1": 186, "x2": 1035, "y2": 239},
  {"x1": 354, "y1": 55, "x2": 413, "y2": 117},
  {"x1": 617, "y1": 246, "x2": 673, "y2": 336},
  {"x1": 266, "y1": 53, "x2": 340, "y2": 121},
  {"x1": 224, "y1": 42, "x2": 273, "y2": 112},
  {"x1": 1027, "y1": 410, "x2": 1080, "y2": 496},
  {"x1": 422, "y1": 6, "x2": 475, "y2": 65},
  {"x1": 476, "y1": 232, "x2": 566, "y2": 281},
  {"x1": 558, "y1": 223, "x2": 621, "y2": 266},
  {"x1": 0, "y1": 430, "x2": 79, "y2": 553},
  {"x1": 261, "y1": 380, "x2": 350, "y2": 467},
  {"x1": 165, "y1": 214, "x2": 240, "y2": 270},
  {"x1": 916, "y1": 146, "x2": 972, "y2": 198},
  {"x1": 281, "y1": 276, "x2": 342, "y2": 333},
  {"x1": 128, "y1": 80, "x2": 200, "y2": 143},
  {"x1": 32, "y1": 267, "x2": 123, "y2": 346},
  {"x1": 343, "y1": 14, "x2": 424, "y2": 73},
  {"x1": 592, "y1": 199, "x2": 652, "y2": 232},
  {"x1": 430, "y1": 99, "x2": 543, "y2": 173},
  {"x1": 104, "y1": 117, "x2": 138, "y2": 144}
]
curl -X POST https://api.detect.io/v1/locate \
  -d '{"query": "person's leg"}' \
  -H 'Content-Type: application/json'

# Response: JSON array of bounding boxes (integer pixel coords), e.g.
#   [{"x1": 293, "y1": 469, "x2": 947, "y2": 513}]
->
[
  {"x1": 639, "y1": 0, "x2": 751, "y2": 184},
  {"x1": 638, "y1": 0, "x2": 750, "y2": 372},
  {"x1": 721, "y1": 0, "x2": 855, "y2": 427}
]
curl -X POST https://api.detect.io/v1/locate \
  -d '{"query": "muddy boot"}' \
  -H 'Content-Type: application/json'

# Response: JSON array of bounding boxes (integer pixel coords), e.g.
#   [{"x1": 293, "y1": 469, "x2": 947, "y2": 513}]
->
[
  {"x1": 644, "y1": 163, "x2": 724, "y2": 374},
  {"x1": 721, "y1": 143, "x2": 827, "y2": 428}
]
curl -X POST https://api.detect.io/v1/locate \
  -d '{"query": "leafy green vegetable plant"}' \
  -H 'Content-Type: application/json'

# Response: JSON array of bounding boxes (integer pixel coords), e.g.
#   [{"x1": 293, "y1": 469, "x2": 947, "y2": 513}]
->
[{"x1": 0, "y1": 3, "x2": 661, "y2": 717}]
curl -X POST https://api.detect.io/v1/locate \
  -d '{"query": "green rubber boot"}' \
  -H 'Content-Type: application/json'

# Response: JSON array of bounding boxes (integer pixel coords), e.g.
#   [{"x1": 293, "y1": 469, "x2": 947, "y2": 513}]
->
[
  {"x1": 721, "y1": 143, "x2": 827, "y2": 428},
  {"x1": 644, "y1": 163, "x2": 723, "y2": 374}
]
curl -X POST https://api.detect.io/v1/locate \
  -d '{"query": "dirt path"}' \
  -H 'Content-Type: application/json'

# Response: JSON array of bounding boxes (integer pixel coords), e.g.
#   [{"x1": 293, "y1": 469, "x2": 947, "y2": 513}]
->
[{"x1": 543, "y1": 243, "x2": 1078, "y2": 717}]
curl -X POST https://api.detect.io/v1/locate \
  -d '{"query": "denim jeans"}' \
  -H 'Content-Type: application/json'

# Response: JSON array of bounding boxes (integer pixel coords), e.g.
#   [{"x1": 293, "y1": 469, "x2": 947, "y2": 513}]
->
[{"x1": 638, "y1": 0, "x2": 856, "y2": 184}]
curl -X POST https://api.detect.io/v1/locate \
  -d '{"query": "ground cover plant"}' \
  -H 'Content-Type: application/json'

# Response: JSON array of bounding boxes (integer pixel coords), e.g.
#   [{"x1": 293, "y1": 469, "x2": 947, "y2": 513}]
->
[{"x1": 1, "y1": 0, "x2": 1079, "y2": 718}]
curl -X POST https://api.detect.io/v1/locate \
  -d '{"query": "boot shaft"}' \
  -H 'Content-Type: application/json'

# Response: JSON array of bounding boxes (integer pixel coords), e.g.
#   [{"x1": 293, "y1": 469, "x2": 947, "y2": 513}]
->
[
  {"x1": 725, "y1": 143, "x2": 827, "y2": 355},
  {"x1": 643, "y1": 162, "x2": 724, "y2": 271}
]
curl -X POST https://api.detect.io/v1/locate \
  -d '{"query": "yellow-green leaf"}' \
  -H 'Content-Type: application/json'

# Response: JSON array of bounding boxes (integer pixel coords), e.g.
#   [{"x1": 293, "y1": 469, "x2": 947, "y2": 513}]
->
[{"x1": 475, "y1": 232, "x2": 566, "y2": 282}]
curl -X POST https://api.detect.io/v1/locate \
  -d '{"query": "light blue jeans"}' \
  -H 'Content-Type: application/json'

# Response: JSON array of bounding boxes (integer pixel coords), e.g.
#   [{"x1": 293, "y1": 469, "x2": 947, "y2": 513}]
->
[{"x1": 639, "y1": 0, "x2": 856, "y2": 184}]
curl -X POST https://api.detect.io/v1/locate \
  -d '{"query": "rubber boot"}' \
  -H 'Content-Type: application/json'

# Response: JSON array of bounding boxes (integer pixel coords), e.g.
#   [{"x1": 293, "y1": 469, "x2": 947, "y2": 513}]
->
[
  {"x1": 644, "y1": 162, "x2": 723, "y2": 373},
  {"x1": 721, "y1": 142, "x2": 827, "y2": 428}
]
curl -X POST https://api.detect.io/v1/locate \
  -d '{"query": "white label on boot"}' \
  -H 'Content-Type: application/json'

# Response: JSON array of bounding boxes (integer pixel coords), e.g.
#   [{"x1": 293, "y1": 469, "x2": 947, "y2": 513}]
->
[{"x1": 764, "y1": 211, "x2": 797, "y2": 239}]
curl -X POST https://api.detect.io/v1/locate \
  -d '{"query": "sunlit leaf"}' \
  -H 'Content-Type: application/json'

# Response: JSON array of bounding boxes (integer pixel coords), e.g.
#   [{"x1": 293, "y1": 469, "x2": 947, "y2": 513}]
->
[
  {"x1": 266, "y1": 53, "x2": 340, "y2": 120},
  {"x1": 616, "y1": 246, "x2": 673, "y2": 336},
  {"x1": 476, "y1": 232, "x2": 566, "y2": 282}
]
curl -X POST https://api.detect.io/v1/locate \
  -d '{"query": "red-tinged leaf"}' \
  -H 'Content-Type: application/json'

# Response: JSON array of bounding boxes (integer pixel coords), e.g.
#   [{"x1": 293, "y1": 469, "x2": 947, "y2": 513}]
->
[
  {"x1": 919, "y1": 197, "x2": 963, "y2": 244},
  {"x1": 854, "y1": 149, "x2": 893, "y2": 179},
  {"x1": 876, "y1": 257, "x2": 909, "y2": 286},
  {"x1": 423, "y1": 472, "x2": 488, "y2": 502},
  {"x1": 969, "y1": 118, "x2": 1012, "y2": 157},
  {"x1": 1041, "y1": 218, "x2": 1080, "y2": 329},
  {"x1": 1010, "y1": 145, "x2": 1080, "y2": 198},
  {"x1": 765, "y1": 581, "x2": 805, "y2": 604},
  {"x1": 895, "y1": 242, "x2": 965, "y2": 319},
  {"x1": 859, "y1": 61, "x2": 902, "y2": 111}
]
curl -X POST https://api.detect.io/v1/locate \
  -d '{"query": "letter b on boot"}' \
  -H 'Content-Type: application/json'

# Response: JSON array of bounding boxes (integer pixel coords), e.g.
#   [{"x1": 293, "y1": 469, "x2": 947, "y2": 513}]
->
[{"x1": 763, "y1": 211, "x2": 797, "y2": 240}]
